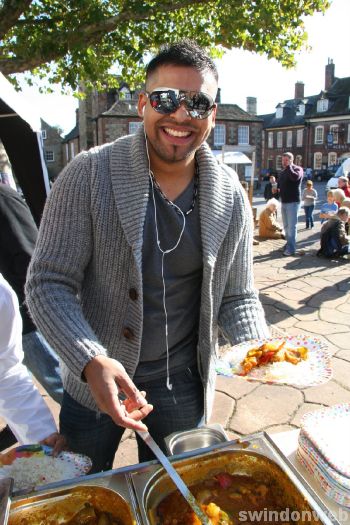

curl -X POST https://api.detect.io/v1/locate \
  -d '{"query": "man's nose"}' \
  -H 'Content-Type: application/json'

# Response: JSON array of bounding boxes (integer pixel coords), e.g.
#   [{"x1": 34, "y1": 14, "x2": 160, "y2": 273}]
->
[{"x1": 170, "y1": 103, "x2": 191, "y2": 121}]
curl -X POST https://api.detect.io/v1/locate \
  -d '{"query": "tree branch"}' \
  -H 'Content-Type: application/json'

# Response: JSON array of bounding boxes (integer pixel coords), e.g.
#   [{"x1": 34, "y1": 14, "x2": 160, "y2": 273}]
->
[
  {"x1": 0, "y1": 0, "x2": 215, "y2": 75},
  {"x1": 0, "y1": 0, "x2": 33, "y2": 40}
]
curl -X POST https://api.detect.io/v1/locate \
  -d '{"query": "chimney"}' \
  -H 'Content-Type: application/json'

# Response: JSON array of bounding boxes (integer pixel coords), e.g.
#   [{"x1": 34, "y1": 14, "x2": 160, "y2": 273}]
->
[
  {"x1": 325, "y1": 58, "x2": 335, "y2": 91},
  {"x1": 215, "y1": 87, "x2": 221, "y2": 104},
  {"x1": 246, "y1": 96, "x2": 257, "y2": 115},
  {"x1": 294, "y1": 81, "x2": 304, "y2": 100}
]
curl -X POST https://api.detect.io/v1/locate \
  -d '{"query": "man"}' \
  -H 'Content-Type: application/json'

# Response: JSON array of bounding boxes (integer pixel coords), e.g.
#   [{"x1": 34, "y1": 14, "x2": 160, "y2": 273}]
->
[
  {"x1": 278, "y1": 152, "x2": 303, "y2": 256},
  {"x1": 26, "y1": 40, "x2": 268, "y2": 473},
  {"x1": 318, "y1": 207, "x2": 350, "y2": 258},
  {"x1": 337, "y1": 176, "x2": 350, "y2": 198},
  {"x1": 0, "y1": 184, "x2": 63, "y2": 403},
  {"x1": 264, "y1": 175, "x2": 279, "y2": 201}
]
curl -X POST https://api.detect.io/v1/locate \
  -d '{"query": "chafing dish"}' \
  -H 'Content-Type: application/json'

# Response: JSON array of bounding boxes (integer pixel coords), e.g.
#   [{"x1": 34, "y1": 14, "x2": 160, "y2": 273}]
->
[{"x1": 164, "y1": 423, "x2": 229, "y2": 456}]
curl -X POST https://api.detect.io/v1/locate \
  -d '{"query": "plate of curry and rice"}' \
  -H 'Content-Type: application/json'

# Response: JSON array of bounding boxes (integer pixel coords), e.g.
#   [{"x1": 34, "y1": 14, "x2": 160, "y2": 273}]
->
[{"x1": 216, "y1": 335, "x2": 332, "y2": 388}]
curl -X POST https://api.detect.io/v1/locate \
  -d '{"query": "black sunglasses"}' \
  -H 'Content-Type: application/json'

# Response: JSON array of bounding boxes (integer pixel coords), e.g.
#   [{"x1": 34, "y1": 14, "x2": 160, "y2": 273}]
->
[{"x1": 146, "y1": 88, "x2": 215, "y2": 120}]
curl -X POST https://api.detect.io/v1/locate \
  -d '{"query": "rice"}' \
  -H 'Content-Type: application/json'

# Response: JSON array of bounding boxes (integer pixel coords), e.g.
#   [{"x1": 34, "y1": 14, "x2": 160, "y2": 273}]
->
[{"x1": 0, "y1": 454, "x2": 79, "y2": 490}]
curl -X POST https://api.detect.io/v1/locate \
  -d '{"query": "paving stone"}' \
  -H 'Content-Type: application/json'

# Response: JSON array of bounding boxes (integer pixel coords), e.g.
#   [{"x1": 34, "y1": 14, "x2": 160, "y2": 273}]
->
[
  {"x1": 304, "y1": 380, "x2": 350, "y2": 404},
  {"x1": 216, "y1": 375, "x2": 258, "y2": 399},
  {"x1": 308, "y1": 290, "x2": 348, "y2": 309},
  {"x1": 114, "y1": 435, "x2": 138, "y2": 469},
  {"x1": 303, "y1": 276, "x2": 336, "y2": 289},
  {"x1": 230, "y1": 385, "x2": 303, "y2": 435},
  {"x1": 327, "y1": 333, "x2": 350, "y2": 350},
  {"x1": 211, "y1": 391, "x2": 236, "y2": 428},
  {"x1": 337, "y1": 303, "x2": 350, "y2": 314},
  {"x1": 331, "y1": 357, "x2": 350, "y2": 388},
  {"x1": 319, "y1": 308, "x2": 350, "y2": 325},
  {"x1": 291, "y1": 403, "x2": 325, "y2": 426},
  {"x1": 266, "y1": 425, "x2": 298, "y2": 434},
  {"x1": 275, "y1": 287, "x2": 314, "y2": 302},
  {"x1": 295, "y1": 320, "x2": 349, "y2": 335},
  {"x1": 293, "y1": 307, "x2": 319, "y2": 321},
  {"x1": 335, "y1": 350, "x2": 350, "y2": 362},
  {"x1": 272, "y1": 299, "x2": 300, "y2": 312},
  {"x1": 273, "y1": 316, "x2": 297, "y2": 329}
]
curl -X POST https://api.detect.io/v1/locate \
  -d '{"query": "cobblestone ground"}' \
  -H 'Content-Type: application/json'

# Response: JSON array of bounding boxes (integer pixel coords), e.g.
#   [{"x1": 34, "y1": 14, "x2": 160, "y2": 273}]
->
[{"x1": 1, "y1": 217, "x2": 350, "y2": 470}]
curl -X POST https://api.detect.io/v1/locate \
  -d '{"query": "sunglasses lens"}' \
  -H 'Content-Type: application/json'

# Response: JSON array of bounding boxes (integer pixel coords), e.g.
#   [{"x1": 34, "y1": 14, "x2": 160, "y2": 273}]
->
[
  {"x1": 149, "y1": 90, "x2": 214, "y2": 119},
  {"x1": 149, "y1": 91, "x2": 177, "y2": 114}
]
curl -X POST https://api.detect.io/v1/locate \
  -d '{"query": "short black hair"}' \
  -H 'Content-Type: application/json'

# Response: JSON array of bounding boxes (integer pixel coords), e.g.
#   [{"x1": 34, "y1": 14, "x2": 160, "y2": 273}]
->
[{"x1": 146, "y1": 39, "x2": 218, "y2": 84}]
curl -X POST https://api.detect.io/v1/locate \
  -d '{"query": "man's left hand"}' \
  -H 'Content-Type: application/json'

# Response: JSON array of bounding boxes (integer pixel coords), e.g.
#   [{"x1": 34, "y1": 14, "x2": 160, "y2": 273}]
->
[{"x1": 40, "y1": 432, "x2": 67, "y2": 456}]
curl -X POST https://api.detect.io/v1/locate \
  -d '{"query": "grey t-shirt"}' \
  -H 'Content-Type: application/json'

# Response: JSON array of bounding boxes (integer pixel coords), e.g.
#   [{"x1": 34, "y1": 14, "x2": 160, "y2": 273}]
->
[{"x1": 134, "y1": 178, "x2": 203, "y2": 381}]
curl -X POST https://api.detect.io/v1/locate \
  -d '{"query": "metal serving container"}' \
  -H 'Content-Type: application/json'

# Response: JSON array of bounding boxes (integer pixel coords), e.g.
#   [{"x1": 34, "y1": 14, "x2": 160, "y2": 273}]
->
[
  {"x1": 164, "y1": 423, "x2": 229, "y2": 456},
  {"x1": 130, "y1": 432, "x2": 340, "y2": 525},
  {"x1": 8, "y1": 469, "x2": 141, "y2": 525}
]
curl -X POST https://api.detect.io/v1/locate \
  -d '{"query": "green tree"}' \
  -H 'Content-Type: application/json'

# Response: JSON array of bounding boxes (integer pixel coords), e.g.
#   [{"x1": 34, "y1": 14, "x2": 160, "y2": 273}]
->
[{"x1": 0, "y1": 0, "x2": 330, "y2": 91}]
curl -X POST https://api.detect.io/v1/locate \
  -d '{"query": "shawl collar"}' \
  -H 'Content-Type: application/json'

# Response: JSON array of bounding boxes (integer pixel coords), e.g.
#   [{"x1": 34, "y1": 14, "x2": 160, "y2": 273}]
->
[{"x1": 109, "y1": 127, "x2": 234, "y2": 268}]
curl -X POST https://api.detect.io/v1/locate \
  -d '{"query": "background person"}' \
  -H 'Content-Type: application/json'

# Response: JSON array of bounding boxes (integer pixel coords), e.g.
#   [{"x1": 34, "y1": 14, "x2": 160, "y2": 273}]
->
[
  {"x1": 0, "y1": 273, "x2": 65, "y2": 453},
  {"x1": 264, "y1": 175, "x2": 279, "y2": 201},
  {"x1": 302, "y1": 180, "x2": 317, "y2": 229},
  {"x1": 26, "y1": 40, "x2": 268, "y2": 473},
  {"x1": 258, "y1": 198, "x2": 284, "y2": 239},
  {"x1": 318, "y1": 207, "x2": 350, "y2": 259},
  {"x1": 319, "y1": 190, "x2": 338, "y2": 224},
  {"x1": 337, "y1": 176, "x2": 350, "y2": 198},
  {"x1": 333, "y1": 188, "x2": 346, "y2": 208},
  {"x1": 278, "y1": 152, "x2": 303, "y2": 256}
]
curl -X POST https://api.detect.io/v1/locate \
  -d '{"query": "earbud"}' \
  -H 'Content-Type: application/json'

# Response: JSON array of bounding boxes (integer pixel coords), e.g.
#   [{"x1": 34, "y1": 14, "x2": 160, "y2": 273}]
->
[{"x1": 142, "y1": 106, "x2": 145, "y2": 116}]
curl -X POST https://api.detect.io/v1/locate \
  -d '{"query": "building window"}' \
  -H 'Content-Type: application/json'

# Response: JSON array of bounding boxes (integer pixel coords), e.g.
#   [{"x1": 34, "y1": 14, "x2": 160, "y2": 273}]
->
[
  {"x1": 314, "y1": 152, "x2": 322, "y2": 170},
  {"x1": 276, "y1": 156, "x2": 282, "y2": 171},
  {"x1": 317, "y1": 98, "x2": 329, "y2": 112},
  {"x1": 330, "y1": 125, "x2": 339, "y2": 144},
  {"x1": 315, "y1": 126, "x2": 324, "y2": 144},
  {"x1": 128, "y1": 121, "x2": 142, "y2": 135},
  {"x1": 348, "y1": 124, "x2": 350, "y2": 143},
  {"x1": 44, "y1": 150, "x2": 54, "y2": 162},
  {"x1": 295, "y1": 155, "x2": 302, "y2": 166},
  {"x1": 296, "y1": 129, "x2": 303, "y2": 147},
  {"x1": 41, "y1": 129, "x2": 47, "y2": 139},
  {"x1": 120, "y1": 87, "x2": 131, "y2": 100},
  {"x1": 276, "y1": 107, "x2": 283, "y2": 119},
  {"x1": 277, "y1": 131, "x2": 283, "y2": 148},
  {"x1": 296, "y1": 104, "x2": 305, "y2": 116},
  {"x1": 328, "y1": 152, "x2": 337, "y2": 166},
  {"x1": 70, "y1": 142, "x2": 75, "y2": 159},
  {"x1": 268, "y1": 132, "x2": 273, "y2": 148},
  {"x1": 238, "y1": 126, "x2": 249, "y2": 145},
  {"x1": 286, "y1": 130, "x2": 293, "y2": 148},
  {"x1": 65, "y1": 143, "x2": 69, "y2": 161},
  {"x1": 214, "y1": 124, "x2": 226, "y2": 146}
]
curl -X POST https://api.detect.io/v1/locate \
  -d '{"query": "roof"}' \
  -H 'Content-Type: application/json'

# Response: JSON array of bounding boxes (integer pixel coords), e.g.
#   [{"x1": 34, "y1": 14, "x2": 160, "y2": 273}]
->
[
  {"x1": 260, "y1": 95, "x2": 318, "y2": 129},
  {"x1": 102, "y1": 100, "x2": 139, "y2": 117},
  {"x1": 216, "y1": 104, "x2": 262, "y2": 122},
  {"x1": 63, "y1": 124, "x2": 79, "y2": 142}
]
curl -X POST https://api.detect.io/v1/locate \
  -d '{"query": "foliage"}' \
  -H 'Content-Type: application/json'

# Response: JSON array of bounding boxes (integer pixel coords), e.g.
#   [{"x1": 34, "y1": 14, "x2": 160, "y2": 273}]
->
[{"x1": 0, "y1": 0, "x2": 330, "y2": 92}]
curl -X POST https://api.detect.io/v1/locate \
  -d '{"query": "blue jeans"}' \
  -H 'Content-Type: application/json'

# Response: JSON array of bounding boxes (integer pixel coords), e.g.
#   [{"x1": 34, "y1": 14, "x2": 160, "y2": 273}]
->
[
  {"x1": 304, "y1": 205, "x2": 315, "y2": 228},
  {"x1": 60, "y1": 365, "x2": 204, "y2": 473},
  {"x1": 22, "y1": 331, "x2": 63, "y2": 404},
  {"x1": 281, "y1": 202, "x2": 300, "y2": 254}
]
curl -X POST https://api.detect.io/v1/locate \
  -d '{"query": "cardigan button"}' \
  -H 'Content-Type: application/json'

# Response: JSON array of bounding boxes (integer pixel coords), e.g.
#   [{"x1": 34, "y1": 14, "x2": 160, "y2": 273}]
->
[
  {"x1": 123, "y1": 327, "x2": 134, "y2": 340},
  {"x1": 129, "y1": 288, "x2": 138, "y2": 301}
]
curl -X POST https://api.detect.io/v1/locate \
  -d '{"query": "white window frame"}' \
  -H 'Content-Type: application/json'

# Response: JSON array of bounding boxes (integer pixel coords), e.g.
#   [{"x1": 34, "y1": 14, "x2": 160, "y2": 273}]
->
[
  {"x1": 214, "y1": 124, "x2": 226, "y2": 146},
  {"x1": 330, "y1": 125, "x2": 339, "y2": 144},
  {"x1": 315, "y1": 126, "x2": 324, "y2": 144},
  {"x1": 286, "y1": 130, "x2": 293, "y2": 148},
  {"x1": 317, "y1": 99, "x2": 329, "y2": 112},
  {"x1": 276, "y1": 107, "x2": 283, "y2": 119},
  {"x1": 128, "y1": 121, "x2": 142, "y2": 135},
  {"x1": 314, "y1": 152, "x2": 322, "y2": 170},
  {"x1": 296, "y1": 129, "x2": 303, "y2": 147},
  {"x1": 277, "y1": 131, "x2": 283, "y2": 148},
  {"x1": 328, "y1": 152, "x2": 337, "y2": 166},
  {"x1": 296, "y1": 104, "x2": 305, "y2": 116},
  {"x1": 41, "y1": 129, "x2": 47, "y2": 139},
  {"x1": 44, "y1": 150, "x2": 54, "y2": 162},
  {"x1": 70, "y1": 142, "x2": 75, "y2": 159},
  {"x1": 268, "y1": 132, "x2": 273, "y2": 148},
  {"x1": 120, "y1": 87, "x2": 131, "y2": 100},
  {"x1": 276, "y1": 156, "x2": 282, "y2": 171},
  {"x1": 238, "y1": 125, "x2": 249, "y2": 145}
]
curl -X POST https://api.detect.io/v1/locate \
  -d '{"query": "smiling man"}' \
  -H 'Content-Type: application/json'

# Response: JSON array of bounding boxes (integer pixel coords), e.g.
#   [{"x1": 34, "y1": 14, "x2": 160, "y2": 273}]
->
[{"x1": 26, "y1": 40, "x2": 268, "y2": 473}]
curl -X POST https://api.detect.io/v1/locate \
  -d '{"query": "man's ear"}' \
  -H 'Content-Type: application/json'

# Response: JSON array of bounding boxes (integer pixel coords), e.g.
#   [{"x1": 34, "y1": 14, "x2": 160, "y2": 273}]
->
[{"x1": 138, "y1": 93, "x2": 147, "y2": 118}]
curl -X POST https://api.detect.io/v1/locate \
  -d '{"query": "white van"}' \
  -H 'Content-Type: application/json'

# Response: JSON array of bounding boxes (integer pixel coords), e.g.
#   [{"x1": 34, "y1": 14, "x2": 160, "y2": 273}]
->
[{"x1": 326, "y1": 158, "x2": 350, "y2": 192}]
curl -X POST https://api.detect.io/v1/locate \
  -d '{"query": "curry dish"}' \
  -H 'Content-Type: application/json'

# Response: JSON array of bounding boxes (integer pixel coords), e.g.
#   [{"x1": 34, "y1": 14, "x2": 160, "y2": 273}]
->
[
  {"x1": 240, "y1": 341, "x2": 308, "y2": 376},
  {"x1": 156, "y1": 472, "x2": 296, "y2": 524}
]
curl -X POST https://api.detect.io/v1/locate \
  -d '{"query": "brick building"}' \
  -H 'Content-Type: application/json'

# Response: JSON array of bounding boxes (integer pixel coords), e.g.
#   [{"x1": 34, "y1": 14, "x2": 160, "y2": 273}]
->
[
  {"x1": 260, "y1": 60, "x2": 350, "y2": 176},
  {"x1": 40, "y1": 119, "x2": 64, "y2": 181}
]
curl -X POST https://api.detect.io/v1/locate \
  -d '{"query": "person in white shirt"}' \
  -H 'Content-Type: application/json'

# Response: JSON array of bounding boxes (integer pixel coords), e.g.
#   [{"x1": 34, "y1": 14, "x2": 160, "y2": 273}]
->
[{"x1": 0, "y1": 273, "x2": 64, "y2": 451}]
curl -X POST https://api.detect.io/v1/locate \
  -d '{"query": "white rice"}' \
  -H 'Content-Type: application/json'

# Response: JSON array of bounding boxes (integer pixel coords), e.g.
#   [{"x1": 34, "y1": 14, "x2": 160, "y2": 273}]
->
[{"x1": 0, "y1": 455, "x2": 79, "y2": 490}]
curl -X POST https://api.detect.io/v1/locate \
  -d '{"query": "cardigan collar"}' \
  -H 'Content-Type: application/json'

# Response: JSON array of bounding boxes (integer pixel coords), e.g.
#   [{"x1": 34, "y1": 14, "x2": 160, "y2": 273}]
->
[{"x1": 110, "y1": 125, "x2": 234, "y2": 268}]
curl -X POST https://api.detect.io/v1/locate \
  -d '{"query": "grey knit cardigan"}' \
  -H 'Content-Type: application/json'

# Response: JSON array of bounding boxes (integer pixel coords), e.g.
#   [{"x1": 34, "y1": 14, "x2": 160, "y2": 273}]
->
[{"x1": 26, "y1": 126, "x2": 269, "y2": 420}]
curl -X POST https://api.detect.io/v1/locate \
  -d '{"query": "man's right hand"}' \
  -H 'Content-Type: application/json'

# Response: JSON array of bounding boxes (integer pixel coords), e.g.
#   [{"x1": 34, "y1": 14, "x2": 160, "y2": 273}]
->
[{"x1": 83, "y1": 355, "x2": 153, "y2": 431}]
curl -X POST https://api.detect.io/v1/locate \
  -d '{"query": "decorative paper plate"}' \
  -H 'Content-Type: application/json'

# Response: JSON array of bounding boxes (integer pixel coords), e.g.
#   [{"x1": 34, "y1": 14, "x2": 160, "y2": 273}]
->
[
  {"x1": 300, "y1": 403, "x2": 350, "y2": 478},
  {"x1": 216, "y1": 335, "x2": 332, "y2": 388},
  {"x1": 0, "y1": 444, "x2": 92, "y2": 491}
]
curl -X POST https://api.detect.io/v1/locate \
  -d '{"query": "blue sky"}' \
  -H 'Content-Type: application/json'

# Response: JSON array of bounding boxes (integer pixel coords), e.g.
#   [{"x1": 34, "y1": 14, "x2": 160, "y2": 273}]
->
[{"x1": 19, "y1": 0, "x2": 349, "y2": 135}]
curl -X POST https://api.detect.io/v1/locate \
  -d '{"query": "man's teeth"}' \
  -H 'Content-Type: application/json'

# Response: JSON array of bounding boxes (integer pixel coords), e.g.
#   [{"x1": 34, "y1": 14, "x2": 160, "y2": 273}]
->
[{"x1": 164, "y1": 128, "x2": 191, "y2": 137}]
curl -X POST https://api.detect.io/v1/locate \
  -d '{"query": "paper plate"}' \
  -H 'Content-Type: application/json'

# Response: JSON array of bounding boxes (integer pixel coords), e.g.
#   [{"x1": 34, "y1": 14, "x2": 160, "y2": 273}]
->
[
  {"x1": 0, "y1": 444, "x2": 92, "y2": 491},
  {"x1": 216, "y1": 335, "x2": 332, "y2": 388}
]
